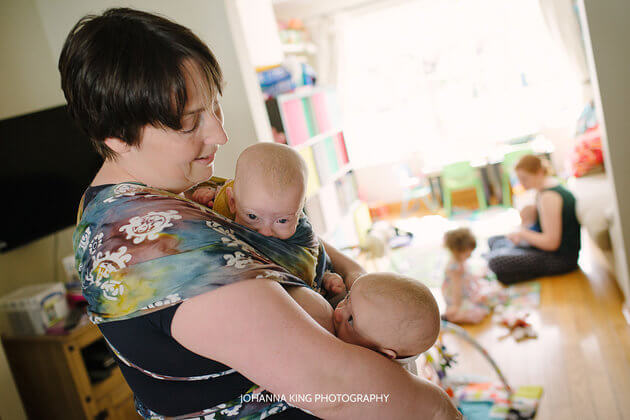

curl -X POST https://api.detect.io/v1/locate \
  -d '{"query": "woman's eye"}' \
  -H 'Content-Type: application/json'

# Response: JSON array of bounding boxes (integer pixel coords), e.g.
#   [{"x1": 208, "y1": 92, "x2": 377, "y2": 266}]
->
[
  {"x1": 247, "y1": 213, "x2": 257, "y2": 221},
  {"x1": 181, "y1": 116, "x2": 200, "y2": 134},
  {"x1": 347, "y1": 316, "x2": 353, "y2": 326}
]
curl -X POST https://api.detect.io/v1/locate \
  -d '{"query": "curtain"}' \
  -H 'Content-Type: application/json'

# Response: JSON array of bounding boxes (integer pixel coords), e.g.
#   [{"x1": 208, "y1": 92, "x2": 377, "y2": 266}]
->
[{"x1": 538, "y1": 0, "x2": 593, "y2": 102}]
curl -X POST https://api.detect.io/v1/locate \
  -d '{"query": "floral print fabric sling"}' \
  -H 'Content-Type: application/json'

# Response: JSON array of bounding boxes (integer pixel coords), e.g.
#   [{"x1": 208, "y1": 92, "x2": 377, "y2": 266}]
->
[{"x1": 74, "y1": 183, "x2": 322, "y2": 419}]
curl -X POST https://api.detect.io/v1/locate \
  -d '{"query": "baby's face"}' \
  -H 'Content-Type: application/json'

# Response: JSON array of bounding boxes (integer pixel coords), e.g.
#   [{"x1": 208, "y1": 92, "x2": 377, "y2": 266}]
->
[
  {"x1": 232, "y1": 179, "x2": 303, "y2": 239},
  {"x1": 455, "y1": 248, "x2": 473, "y2": 263},
  {"x1": 333, "y1": 287, "x2": 380, "y2": 351},
  {"x1": 334, "y1": 279, "x2": 432, "y2": 359}
]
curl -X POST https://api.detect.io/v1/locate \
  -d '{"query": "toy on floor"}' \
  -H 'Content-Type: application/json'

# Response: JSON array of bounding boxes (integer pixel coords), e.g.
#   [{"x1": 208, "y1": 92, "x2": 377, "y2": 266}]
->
[
  {"x1": 342, "y1": 221, "x2": 414, "y2": 259},
  {"x1": 419, "y1": 321, "x2": 543, "y2": 419},
  {"x1": 496, "y1": 310, "x2": 537, "y2": 342}
]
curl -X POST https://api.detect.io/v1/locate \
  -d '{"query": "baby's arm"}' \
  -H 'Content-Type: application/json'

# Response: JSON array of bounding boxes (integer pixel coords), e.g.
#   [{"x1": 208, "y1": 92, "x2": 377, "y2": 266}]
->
[
  {"x1": 520, "y1": 204, "x2": 537, "y2": 226},
  {"x1": 320, "y1": 239, "x2": 366, "y2": 290},
  {"x1": 286, "y1": 286, "x2": 335, "y2": 335}
]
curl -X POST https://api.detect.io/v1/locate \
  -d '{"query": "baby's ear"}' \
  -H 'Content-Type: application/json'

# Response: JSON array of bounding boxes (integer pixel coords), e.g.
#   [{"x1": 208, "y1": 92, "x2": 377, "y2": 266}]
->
[
  {"x1": 226, "y1": 186, "x2": 236, "y2": 214},
  {"x1": 380, "y1": 348, "x2": 398, "y2": 360}
]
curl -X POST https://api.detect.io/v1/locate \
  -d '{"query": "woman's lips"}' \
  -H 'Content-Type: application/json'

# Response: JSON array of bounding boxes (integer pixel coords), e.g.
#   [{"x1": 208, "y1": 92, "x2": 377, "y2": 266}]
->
[{"x1": 194, "y1": 154, "x2": 215, "y2": 166}]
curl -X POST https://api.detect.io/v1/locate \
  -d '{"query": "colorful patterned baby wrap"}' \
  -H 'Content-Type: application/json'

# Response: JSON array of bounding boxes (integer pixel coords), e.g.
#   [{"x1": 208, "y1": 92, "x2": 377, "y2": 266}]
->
[
  {"x1": 206, "y1": 176, "x2": 324, "y2": 290},
  {"x1": 74, "y1": 182, "x2": 327, "y2": 419},
  {"x1": 74, "y1": 182, "x2": 323, "y2": 322}
]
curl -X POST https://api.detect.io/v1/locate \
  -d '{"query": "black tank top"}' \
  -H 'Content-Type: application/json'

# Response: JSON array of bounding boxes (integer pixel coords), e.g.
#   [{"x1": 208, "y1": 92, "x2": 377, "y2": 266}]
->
[{"x1": 533, "y1": 184, "x2": 581, "y2": 261}]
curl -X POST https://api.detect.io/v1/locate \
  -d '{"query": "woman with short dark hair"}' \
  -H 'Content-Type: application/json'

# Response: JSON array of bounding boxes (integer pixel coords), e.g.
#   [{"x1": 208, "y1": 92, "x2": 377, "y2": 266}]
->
[{"x1": 65, "y1": 8, "x2": 460, "y2": 419}]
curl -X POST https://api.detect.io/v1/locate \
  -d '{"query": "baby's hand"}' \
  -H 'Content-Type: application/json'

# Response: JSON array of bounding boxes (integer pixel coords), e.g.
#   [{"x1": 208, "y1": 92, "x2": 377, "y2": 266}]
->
[
  {"x1": 322, "y1": 272, "x2": 347, "y2": 295},
  {"x1": 191, "y1": 187, "x2": 216, "y2": 207}
]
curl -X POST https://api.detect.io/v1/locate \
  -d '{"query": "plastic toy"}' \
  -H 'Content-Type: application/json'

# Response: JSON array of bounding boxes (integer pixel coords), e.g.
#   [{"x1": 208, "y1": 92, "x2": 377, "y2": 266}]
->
[
  {"x1": 420, "y1": 321, "x2": 542, "y2": 419},
  {"x1": 497, "y1": 311, "x2": 537, "y2": 341}
]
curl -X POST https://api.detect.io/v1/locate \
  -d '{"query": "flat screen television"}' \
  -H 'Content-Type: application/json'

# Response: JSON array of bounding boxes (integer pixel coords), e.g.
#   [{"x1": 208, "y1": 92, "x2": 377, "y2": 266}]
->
[{"x1": 0, "y1": 105, "x2": 103, "y2": 252}]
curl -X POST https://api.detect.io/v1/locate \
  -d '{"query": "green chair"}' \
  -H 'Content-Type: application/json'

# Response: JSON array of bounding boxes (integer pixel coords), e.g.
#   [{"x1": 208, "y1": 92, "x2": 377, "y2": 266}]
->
[
  {"x1": 501, "y1": 149, "x2": 533, "y2": 207},
  {"x1": 441, "y1": 161, "x2": 487, "y2": 217}
]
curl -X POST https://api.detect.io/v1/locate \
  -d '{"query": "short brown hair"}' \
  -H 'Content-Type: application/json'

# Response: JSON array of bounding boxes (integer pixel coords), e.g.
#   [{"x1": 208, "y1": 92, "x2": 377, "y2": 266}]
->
[
  {"x1": 59, "y1": 8, "x2": 223, "y2": 159},
  {"x1": 444, "y1": 227, "x2": 476, "y2": 253}
]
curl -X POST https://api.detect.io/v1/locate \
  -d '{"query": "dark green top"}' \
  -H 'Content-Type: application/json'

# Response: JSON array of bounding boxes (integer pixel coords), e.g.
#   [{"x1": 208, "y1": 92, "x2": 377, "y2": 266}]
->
[{"x1": 533, "y1": 185, "x2": 581, "y2": 261}]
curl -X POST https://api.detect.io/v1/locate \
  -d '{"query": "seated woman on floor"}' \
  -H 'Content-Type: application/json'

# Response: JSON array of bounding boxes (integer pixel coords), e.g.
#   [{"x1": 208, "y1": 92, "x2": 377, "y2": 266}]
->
[
  {"x1": 64, "y1": 8, "x2": 459, "y2": 419},
  {"x1": 486, "y1": 155, "x2": 581, "y2": 285}
]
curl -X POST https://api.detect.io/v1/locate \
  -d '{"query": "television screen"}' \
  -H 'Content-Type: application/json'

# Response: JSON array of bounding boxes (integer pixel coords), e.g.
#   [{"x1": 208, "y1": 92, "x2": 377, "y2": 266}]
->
[{"x1": 0, "y1": 106, "x2": 103, "y2": 252}]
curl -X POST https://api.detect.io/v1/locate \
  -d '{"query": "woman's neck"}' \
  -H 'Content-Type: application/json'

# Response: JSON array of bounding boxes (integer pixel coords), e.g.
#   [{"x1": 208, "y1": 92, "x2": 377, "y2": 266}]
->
[
  {"x1": 91, "y1": 160, "x2": 141, "y2": 187},
  {"x1": 535, "y1": 176, "x2": 557, "y2": 192},
  {"x1": 92, "y1": 160, "x2": 189, "y2": 197}
]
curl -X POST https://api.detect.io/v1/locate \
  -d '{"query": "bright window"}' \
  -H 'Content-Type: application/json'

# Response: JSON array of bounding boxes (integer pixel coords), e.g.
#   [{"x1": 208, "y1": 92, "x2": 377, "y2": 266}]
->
[{"x1": 337, "y1": 0, "x2": 582, "y2": 168}]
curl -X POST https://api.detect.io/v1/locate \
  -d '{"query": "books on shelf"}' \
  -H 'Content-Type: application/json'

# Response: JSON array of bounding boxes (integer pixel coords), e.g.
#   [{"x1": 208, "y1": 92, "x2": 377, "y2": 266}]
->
[
  {"x1": 263, "y1": 86, "x2": 370, "y2": 247},
  {"x1": 298, "y1": 146, "x2": 320, "y2": 198},
  {"x1": 266, "y1": 87, "x2": 340, "y2": 147},
  {"x1": 280, "y1": 98, "x2": 310, "y2": 146}
]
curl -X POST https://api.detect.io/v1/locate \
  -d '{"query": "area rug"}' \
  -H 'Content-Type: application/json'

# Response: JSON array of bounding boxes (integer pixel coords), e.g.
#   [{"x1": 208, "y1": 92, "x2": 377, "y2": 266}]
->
[{"x1": 387, "y1": 208, "x2": 521, "y2": 288}]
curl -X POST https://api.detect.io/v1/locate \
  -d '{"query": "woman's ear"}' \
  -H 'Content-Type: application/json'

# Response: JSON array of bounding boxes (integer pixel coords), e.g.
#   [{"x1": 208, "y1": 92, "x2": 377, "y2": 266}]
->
[
  {"x1": 104, "y1": 137, "x2": 132, "y2": 155},
  {"x1": 226, "y1": 186, "x2": 236, "y2": 214}
]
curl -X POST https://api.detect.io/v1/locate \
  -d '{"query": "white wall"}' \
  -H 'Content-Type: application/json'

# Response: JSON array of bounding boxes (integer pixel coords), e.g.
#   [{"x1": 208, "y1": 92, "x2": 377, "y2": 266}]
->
[
  {"x1": 578, "y1": 0, "x2": 630, "y2": 300},
  {"x1": 0, "y1": 0, "x2": 65, "y2": 119},
  {"x1": 33, "y1": 0, "x2": 272, "y2": 178},
  {"x1": 0, "y1": 1, "x2": 271, "y2": 416}
]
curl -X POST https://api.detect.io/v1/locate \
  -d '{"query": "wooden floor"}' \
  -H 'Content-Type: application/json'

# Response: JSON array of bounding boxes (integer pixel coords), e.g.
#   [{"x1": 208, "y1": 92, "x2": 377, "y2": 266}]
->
[
  {"x1": 436, "y1": 242, "x2": 630, "y2": 420},
  {"x1": 366, "y1": 204, "x2": 630, "y2": 419}
]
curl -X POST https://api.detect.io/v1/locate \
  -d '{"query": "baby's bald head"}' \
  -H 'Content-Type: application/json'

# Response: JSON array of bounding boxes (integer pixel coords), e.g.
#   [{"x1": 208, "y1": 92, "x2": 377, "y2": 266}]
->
[
  {"x1": 234, "y1": 143, "x2": 308, "y2": 203},
  {"x1": 351, "y1": 272, "x2": 440, "y2": 358}
]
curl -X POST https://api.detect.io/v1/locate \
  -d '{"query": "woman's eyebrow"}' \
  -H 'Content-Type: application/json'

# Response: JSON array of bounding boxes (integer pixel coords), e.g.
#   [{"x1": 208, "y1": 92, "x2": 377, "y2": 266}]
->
[{"x1": 183, "y1": 107, "x2": 204, "y2": 116}]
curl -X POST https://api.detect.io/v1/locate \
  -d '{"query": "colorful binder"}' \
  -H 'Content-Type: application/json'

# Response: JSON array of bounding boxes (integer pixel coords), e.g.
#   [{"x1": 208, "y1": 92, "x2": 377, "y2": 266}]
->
[
  {"x1": 334, "y1": 132, "x2": 349, "y2": 165},
  {"x1": 298, "y1": 146, "x2": 320, "y2": 198},
  {"x1": 301, "y1": 97, "x2": 318, "y2": 138},
  {"x1": 324, "y1": 136, "x2": 340, "y2": 175},
  {"x1": 311, "y1": 91, "x2": 332, "y2": 132},
  {"x1": 280, "y1": 98, "x2": 309, "y2": 146}
]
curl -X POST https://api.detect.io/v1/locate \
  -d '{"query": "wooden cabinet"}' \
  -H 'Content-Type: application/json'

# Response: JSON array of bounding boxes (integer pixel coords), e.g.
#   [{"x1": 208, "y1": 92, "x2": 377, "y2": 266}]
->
[{"x1": 2, "y1": 322, "x2": 137, "y2": 420}]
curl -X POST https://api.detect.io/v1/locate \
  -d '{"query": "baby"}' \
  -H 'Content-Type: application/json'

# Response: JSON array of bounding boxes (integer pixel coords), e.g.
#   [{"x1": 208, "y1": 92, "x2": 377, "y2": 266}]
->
[
  {"x1": 442, "y1": 227, "x2": 505, "y2": 324},
  {"x1": 193, "y1": 143, "x2": 441, "y2": 364},
  {"x1": 288, "y1": 272, "x2": 441, "y2": 366},
  {"x1": 192, "y1": 142, "x2": 347, "y2": 296}
]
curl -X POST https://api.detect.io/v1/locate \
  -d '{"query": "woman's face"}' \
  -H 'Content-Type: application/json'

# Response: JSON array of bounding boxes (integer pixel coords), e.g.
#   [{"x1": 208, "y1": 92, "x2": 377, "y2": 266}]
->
[
  {"x1": 516, "y1": 169, "x2": 543, "y2": 191},
  {"x1": 124, "y1": 64, "x2": 228, "y2": 193}
]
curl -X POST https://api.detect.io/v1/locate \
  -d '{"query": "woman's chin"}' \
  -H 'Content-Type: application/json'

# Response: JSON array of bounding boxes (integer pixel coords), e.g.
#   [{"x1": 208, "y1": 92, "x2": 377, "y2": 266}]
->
[{"x1": 190, "y1": 164, "x2": 214, "y2": 184}]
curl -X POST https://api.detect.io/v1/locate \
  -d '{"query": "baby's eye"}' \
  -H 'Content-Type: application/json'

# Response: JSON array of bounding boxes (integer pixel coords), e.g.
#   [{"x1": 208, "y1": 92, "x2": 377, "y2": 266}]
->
[
  {"x1": 247, "y1": 213, "x2": 257, "y2": 221},
  {"x1": 347, "y1": 316, "x2": 353, "y2": 326},
  {"x1": 277, "y1": 218, "x2": 288, "y2": 224}
]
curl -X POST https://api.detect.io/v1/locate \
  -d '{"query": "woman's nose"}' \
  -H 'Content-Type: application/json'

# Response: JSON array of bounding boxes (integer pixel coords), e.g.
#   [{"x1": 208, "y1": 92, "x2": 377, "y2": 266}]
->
[
  {"x1": 201, "y1": 114, "x2": 228, "y2": 146},
  {"x1": 202, "y1": 127, "x2": 228, "y2": 146}
]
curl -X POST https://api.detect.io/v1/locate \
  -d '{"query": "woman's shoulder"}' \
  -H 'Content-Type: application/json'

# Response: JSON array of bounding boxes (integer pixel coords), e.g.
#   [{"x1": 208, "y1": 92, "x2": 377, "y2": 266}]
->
[{"x1": 539, "y1": 189, "x2": 563, "y2": 208}]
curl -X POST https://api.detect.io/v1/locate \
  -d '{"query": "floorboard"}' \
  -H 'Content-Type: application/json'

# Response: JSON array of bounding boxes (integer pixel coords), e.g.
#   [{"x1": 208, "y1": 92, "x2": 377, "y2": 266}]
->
[{"x1": 362, "y1": 212, "x2": 629, "y2": 419}]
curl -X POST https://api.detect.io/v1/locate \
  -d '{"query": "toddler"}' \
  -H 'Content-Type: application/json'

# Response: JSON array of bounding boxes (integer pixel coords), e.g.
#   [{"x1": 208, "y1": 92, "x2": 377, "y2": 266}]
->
[
  {"x1": 287, "y1": 272, "x2": 441, "y2": 369},
  {"x1": 442, "y1": 227, "x2": 504, "y2": 324},
  {"x1": 192, "y1": 142, "x2": 346, "y2": 296}
]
